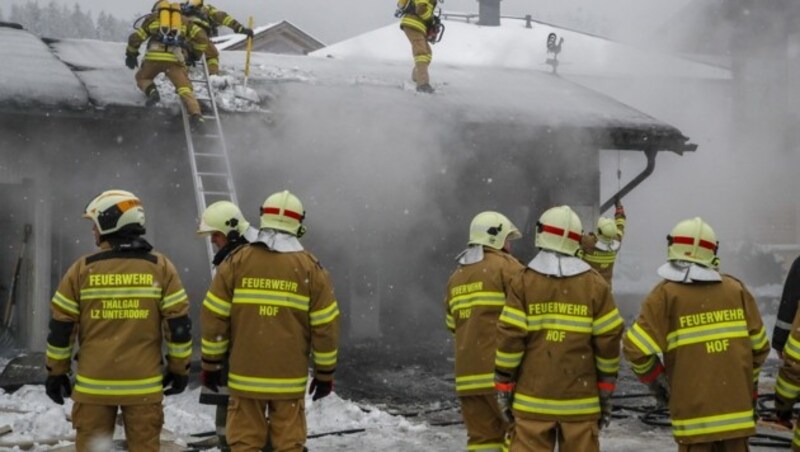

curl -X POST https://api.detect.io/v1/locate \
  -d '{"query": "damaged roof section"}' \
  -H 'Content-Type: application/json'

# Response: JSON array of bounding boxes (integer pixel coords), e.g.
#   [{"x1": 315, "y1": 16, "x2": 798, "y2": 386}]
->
[{"x1": 0, "y1": 25, "x2": 88, "y2": 110}]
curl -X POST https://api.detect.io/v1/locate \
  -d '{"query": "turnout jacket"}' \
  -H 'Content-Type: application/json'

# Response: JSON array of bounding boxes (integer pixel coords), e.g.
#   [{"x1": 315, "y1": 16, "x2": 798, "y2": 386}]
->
[
  {"x1": 201, "y1": 241, "x2": 340, "y2": 400},
  {"x1": 46, "y1": 243, "x2": 191, "y2": 405},
  {"x1": 495, "y1": 255, "x2": 624, "y2": 421},
  {"x1": 444, "y1": 247, "x2": 524, "y2": 397},
  {"x1": 189, "y1": 4, "x2": 246, "y2": 37},
  {"x1": 623, "y1": 275, "x2": 769, "y2": 444},
  {"x1": 581, "y1": 212, "x2": 626, "y2": 285},
  {"x1": 775, "y1": 298, "x2": 800, "y2": 449},
  {"x1": 773, "y1": 255, "x2": 800, "y2": 353},
  {"x1": 398, "y1": 0, "x2": 437, "y2": 34},
  {"x1": 126, "y1": 13, "x2": 209, "y2": 64}
]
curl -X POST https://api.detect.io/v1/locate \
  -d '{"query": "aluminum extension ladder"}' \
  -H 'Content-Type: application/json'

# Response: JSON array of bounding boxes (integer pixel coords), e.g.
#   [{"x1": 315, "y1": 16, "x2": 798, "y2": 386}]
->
[{"x1": 180, "y1": 54, "x2": 238, "y2": 275}]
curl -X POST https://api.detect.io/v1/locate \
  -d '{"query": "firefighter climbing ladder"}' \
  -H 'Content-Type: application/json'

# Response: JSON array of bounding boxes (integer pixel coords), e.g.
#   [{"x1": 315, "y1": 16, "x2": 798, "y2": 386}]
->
[{"x1": 180, "y1": 55, "x2": 238, "y2": 273}]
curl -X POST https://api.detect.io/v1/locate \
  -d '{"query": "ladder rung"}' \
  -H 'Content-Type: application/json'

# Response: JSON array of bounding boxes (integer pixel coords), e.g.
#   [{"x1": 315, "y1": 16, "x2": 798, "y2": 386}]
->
[
  {"x1": 199, "y1": 134, "x2": 221, "y2": 138},
  {"x1": 196, "y1": 96, "x2": 212, "y2": 101},
  {"x1": 197, "y1": 172, "x2": 229, "y2": 177},
  {"x1": 202, "y1": 190, "x2": 232, "y2": 196},
  {"x1": 190, "y1": 78, "x2": 207, "y2": 83},
  {"x1": 195, "y1": 152, "x2": 225, "y2": 157},
  {"x1": 202, "y1": 115, "x2": 218, "y2": 120}
]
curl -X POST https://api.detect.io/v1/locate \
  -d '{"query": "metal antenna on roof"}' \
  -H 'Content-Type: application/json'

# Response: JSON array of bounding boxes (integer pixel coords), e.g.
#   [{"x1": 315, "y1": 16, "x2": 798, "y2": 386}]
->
[{"x1": 545, "y1": 32, "x2": 564, "y2": 75}]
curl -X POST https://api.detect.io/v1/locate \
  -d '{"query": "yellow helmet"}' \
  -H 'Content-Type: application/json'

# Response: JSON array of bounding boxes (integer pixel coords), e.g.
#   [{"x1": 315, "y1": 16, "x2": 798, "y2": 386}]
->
[
  {"x1": 198, "y1": 201, "x2": 250, "y2": 237},
  {"x1": 83, "y1": 190, "x2": 145, "y2": 236},
  {"x1": 535, "y1": 205, "x2": 583, "y2": 256},
  {"x1": 468, "y1": 211, "x2": 521, "y2": 250},
  {"x1": 260, "y1": 190, "x2": 306, "y2": 236},
  {"x1": 667, "y1": 217, "x2": 719, "y2": 267},
  {"x1": 596, "y1": 217, "x2": 619, "y2": 243}
]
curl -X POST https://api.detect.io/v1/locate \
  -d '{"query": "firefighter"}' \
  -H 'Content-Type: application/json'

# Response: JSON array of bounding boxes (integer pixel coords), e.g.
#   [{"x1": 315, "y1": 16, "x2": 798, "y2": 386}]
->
[
  {"x1": 396, "y1": 0, "x2": 437, "y2": 94},
  {"x1": 495, "y1": 205, "x2": 624, "y2": 452},
  {"x1": 180, "y1": 0, "x2": 254, "y2": 75},
  {"x1": 771, "y1": 255, "x2": 800, "y2": 357},
  {"x1": 126, "y1": 1, "x2": 208, "y2": 128},
  {"x1": 623, "y1": 217, "x2": 769, "y2": 452},
  {"x1": 774, "y1": 279, "x2": 800, "y2": 449},
  {"x1": 200, "y1": 190, "x2": 340, "y2": 452},
  {"x1": 44, "y1": 190, "x2": 191, "y2": 452},
  {"x1": 445, "y1": 211, "x2": 524, "y2": 451},
  {"x1": 196, "y1": 200, "x2": 259, "y2": 450},
  {"x1": 580, "y1": 201, "x2": 626, "y2": 286}
]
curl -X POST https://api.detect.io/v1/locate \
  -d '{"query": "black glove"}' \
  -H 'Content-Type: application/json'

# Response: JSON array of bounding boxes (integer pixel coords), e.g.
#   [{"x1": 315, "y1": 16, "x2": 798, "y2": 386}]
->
[
  {"x1": 648, "y1": 373, "x2": 670, "y2": 410},
  {"x1": 186, "y1": 53, "x2": 200, "y2": 67},
  {"x1": 163, "y1": 372, "x2": 189, "y2": 396},
  {"x1": 308, "y1": 378, "x2": 333, "y2": 401},
  {"x1": 200, "y1": 369, "x2": 223, "y2": 392},
  {"x1": 239, "y1": 27, "x2": 254, "y2": 38},
  {"x1": 125, "y1": 54, "x2": 138, "y2": 69},
  {"x1": 494, "y1": 378, "x2": 515, "y2": 423},
  {"x1": 774, "y1": 394, "x2": 795, "y2": 428},
  {"x1": 45, "y1": 374, "x2": 72, "y2": 405},
  {"x1": 598, "y1": 390, "x2": 613, "y2": 430}
]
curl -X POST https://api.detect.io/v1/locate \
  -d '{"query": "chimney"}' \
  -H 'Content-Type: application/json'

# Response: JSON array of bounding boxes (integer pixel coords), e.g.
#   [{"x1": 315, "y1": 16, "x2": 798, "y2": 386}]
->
[{"x1": 477, "y1": 0, "x2": 501, "y2": 26}]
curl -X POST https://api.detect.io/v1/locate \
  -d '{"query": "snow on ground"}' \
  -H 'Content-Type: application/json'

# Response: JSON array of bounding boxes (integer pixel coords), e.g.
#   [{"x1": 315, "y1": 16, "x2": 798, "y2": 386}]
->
[{"x1": 0, "y1": 383, "x2": 783, "y2": 451}]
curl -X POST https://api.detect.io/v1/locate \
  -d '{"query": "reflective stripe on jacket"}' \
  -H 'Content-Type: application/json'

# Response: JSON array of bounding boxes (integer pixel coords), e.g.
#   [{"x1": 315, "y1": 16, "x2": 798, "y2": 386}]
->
[
  {"x1": 496, "y1": 267, "x2": 623, "y2": 422},
  {"x1": 445, "y1": 248, "x2": 524, "y2": 396},
  {"x1": 399, "y1": 0, "x2": 435, "y2": 34},
  {"x1": 623, "y1": 275, "x2": 769, "y2": 444},
  {"x1": 46, "y1": 244, "x2": 190, "y2": 406},
  {"x1": 201, "y1": 243, "x2": 340, "y2": 400},
  {"x1": 126, "y1": 13, "x2": 209, "y2": 63}
]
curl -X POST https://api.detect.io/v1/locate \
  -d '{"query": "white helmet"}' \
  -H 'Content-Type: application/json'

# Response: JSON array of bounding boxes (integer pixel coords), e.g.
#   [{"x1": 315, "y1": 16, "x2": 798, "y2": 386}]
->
[
  {"x1": 260, "y1": 190, "x2": 306, "y2": 236},
  {"x1": 197, "y1": 201, "x2": 250, "y2": 237},
  {"x1": 535, "y1": 205, "x2": 583, "y2": 256},
  {"x1": 667, "y1": 217, "x2": 719, "y2": 267},
  {"x1": 84, "y1": 190, "x2": 145, "y2": 236},
  {"x1": 596, "y1": 217, "x2": 619, "y2": 243},
  {"x1": 468, "y1": 211, "x2": 521, "y2": 250}
]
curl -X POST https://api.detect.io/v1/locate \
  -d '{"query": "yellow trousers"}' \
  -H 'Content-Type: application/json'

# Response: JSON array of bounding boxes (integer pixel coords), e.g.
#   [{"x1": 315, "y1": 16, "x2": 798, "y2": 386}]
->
[
  {"x1": 461, "y1": 394, "x2": 510, "y2": 450},
  {"x1": 227, "y1": 395, "x2": 306, "y2": 452},
  {"x1": 677, "y1": 437, "x2": 750, "y2": 452},
  {"x1": 134, "y1": 60, "x2": 201, "y2": 116},
  {"x1": 402, "y1": 27, "x2": 431, "y2": 86},
  {"x1": 72, "y1": 401, "x2": 163, "y2": 452},
  {"x1": 510, "y1": 419, "x2": 599, "y2": 452}
]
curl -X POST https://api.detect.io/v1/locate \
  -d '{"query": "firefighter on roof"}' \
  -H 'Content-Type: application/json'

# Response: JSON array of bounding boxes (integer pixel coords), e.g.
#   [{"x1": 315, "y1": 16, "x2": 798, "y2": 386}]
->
[
  {"x1": 581, "y1": 201, "x2": 626, "y2": 287},
  {"x1": 126, "y1": 1, "x2": 208, "y2": 129},
  {"x1": 396, "y1": 0, "x2": 438, "y2": 94},
  {"x1": 180, "y1": 0, "x2": 253, "y2": 75},
  {"x1": 495, "y1": 205, "x2": 624, "y2": 452},
  {"x1": 445, "y1": 211, "x2": 524, "y2": 451},
  {"x1": 200, "y1": 190, "x2": 340, "y2": 451},
  {"x1": 196, "y1": 200, "x2": 259, "y2": 450},
  {"x1": 44, "y1": 190, "x2": 191, "y2": 452},
  {"x1": 623, "y1": 217, "x2": 769, "y2": 452}
]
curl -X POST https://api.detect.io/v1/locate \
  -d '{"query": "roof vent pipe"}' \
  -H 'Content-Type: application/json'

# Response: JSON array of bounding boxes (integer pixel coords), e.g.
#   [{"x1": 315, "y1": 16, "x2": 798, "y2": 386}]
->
[{"x1": 477, "y1": 0, "x2": 501, "y2": 26}]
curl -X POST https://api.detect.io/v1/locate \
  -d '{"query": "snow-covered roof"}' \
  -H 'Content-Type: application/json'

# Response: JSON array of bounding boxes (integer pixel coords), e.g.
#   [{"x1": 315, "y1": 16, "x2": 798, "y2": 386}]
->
[
  {"x1": 212, "y1": 21, "x2": 325, "y2": 52},
  {"x1": 313, "y1": 17, "x2": 731, "y2": 80},
  {"x1": 0, "y1": 25, "x2": 694, "y2": 153},
  {"x1": 211, "y1": 23, "x2": 275, "y2": 50},
  {"x1": 0, "y1": 25, "x2": 88, "y2": 109}
]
